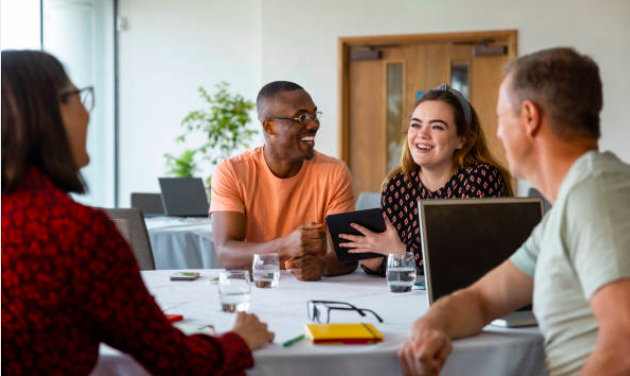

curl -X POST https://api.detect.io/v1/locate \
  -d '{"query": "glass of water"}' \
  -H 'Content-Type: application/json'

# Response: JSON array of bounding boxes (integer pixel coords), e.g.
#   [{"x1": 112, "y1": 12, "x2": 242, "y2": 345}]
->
[
  {"x1": 252, "y1": 253, "x2": 280, "y2": 289},
  {"x1": 386, "y1": 252, "x2": 416, "y2": 293},
  {"x1": 218, "y1": 270, "x2": 251, "y2": 312}
]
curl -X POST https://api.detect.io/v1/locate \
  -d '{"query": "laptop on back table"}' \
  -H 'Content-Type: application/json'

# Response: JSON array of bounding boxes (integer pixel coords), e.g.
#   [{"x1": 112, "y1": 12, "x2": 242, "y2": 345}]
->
[{"x1": 158, "y1": 177, "x2": 210, "y2": 217}]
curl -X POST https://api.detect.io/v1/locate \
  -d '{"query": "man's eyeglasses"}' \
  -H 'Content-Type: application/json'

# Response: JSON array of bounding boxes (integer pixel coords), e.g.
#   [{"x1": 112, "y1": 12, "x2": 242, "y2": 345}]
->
[
  {"x1": 60, "y1": 86, "x2": 95, "y2": 112},
  {"x1": 307, "y1": 300, "x2": 384, "y2": 324},
  {"x1": 267, "y1": 111, "x2": 322, "y2": 125}
]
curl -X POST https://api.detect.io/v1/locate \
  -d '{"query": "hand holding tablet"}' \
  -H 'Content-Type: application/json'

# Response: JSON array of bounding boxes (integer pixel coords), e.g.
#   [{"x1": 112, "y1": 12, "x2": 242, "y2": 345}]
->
[
  {"x1": 326, "y1": 209, "x2": 405, "y2": 261},
  {"x1": 340, "y1": 214, "x2": 404, "y2": 256}
]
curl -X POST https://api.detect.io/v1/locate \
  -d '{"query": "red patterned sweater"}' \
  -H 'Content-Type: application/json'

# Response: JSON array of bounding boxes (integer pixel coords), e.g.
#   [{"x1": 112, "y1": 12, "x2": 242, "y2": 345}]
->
[{"x1": 1, "y1": 169, "x2": 253, "y2": 375}]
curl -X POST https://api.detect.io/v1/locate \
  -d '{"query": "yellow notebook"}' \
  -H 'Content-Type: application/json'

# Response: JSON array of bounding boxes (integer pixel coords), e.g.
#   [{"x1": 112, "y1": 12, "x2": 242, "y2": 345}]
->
[{"x1": 304, "y1": 323, "x2": 383, "y2": 344}]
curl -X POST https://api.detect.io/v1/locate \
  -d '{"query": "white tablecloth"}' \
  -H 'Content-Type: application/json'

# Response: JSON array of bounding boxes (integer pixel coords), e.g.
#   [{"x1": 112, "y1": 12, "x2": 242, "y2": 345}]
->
[
  {"x1": 145, "y1": 217, "x2": 221, "y2": 270},
  {"x1": 92, "y1": 270, "x2": 546, "y2": 376}
]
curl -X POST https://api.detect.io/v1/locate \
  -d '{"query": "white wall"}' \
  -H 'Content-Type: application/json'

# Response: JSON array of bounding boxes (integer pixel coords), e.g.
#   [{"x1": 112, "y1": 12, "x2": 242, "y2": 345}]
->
[
  {"x1": 118, "y1": 0, "x2": 261, "y2": 206},
  {"x1": 119, "y1": 0, "x2": 630, "y2": 203},
  {"x1": 260, "y1": 0, "x2": 630, "y2": 193}
]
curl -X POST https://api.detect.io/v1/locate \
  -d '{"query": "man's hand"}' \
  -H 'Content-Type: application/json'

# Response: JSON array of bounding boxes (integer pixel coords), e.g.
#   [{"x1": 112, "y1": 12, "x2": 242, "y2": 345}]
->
[
  {"x1": 231, "y1": 312, "x2": 275, "y2": 350},
  {"x1": 398, "y1": 320, "x2": 453, "y2": 376},
  {"x1": 282, "y1": 223, "x2": 326, "y2": 258},
  {"x1": 285, "y1": 255, "x2": 323, "y2": 281}
]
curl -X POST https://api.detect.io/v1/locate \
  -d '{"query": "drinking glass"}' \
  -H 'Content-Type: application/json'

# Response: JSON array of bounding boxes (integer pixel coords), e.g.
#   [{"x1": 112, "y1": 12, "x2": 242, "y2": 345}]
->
[
  {"x1": 252, "y1": 253, "x2": 280, "y2": 288},
  {"x1": 218, "y1": 270, "x2": 251, "y2": 312},
  {"x1": 386, "y1": 252, "x2": 416, "y2": 293}
]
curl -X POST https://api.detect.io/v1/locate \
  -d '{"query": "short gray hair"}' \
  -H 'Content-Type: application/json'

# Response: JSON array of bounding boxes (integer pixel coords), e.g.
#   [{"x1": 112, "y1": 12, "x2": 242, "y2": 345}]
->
[{"x1": 504, "y1": 47, "x2": 602, "y2": 141}]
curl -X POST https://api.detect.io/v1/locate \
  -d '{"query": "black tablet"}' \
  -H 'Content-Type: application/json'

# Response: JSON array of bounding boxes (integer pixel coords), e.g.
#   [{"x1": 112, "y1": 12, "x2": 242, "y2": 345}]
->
[{"x1": 326, "y1": 208, "x2": 386, "y2": 262}]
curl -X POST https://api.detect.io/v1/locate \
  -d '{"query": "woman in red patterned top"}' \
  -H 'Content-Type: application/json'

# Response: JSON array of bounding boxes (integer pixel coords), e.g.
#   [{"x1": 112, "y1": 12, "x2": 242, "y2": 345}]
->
[
  {"x1": 339, "y1": 85, "x2": 513, "y2": 275},
  {"x1": 1, "y1": 50, "x2": 274, "y2": 375}
]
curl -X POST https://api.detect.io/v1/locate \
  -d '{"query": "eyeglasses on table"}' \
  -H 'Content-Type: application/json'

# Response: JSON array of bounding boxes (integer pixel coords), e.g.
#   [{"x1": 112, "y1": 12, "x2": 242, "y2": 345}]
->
[{"x1": 307, "y1": 300, "x2": 384, "y2": 324}]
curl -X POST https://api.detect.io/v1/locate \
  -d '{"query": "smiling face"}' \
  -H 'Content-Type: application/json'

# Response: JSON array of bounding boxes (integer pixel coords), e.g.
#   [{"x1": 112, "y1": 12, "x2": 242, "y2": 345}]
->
[
  {"x1": 407, "y1": 100, "x2": 464, "y2": 173},
  {"x1": 264, "y1": 89, "x2": 319, "y2": 162}
]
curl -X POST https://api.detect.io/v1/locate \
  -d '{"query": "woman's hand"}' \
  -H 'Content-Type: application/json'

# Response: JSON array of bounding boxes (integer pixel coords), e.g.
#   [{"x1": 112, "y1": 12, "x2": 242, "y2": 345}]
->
[
  {"x1": 339, "y1": 214, "x2": 405, "y2": 256},
  {"x1": 231, "y1": 312, "x2": 275, "y2": 350}
]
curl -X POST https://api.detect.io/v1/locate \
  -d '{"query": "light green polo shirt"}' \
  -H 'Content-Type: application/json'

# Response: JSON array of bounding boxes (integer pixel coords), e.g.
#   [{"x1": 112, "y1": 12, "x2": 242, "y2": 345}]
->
[{"x1": 511, "y1": 151, "x2": 630, "y2": 376}]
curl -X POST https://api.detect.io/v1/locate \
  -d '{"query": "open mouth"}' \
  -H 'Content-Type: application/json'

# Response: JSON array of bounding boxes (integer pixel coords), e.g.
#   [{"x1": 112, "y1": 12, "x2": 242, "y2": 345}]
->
[
  {"x1": 415, "y1": 144, "x2": 433, "y2": 153},
  {"x1": 300, "y1": 134, "x2": 316, "y2": 148}
]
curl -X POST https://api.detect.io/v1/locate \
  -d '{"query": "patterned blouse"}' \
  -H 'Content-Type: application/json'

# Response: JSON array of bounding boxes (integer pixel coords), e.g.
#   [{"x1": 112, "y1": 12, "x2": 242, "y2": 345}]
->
[
  {"x1": 364, "y1": 163, "x2": 509, "y2": 276},
  {"x1": 1, "y1": 169, "x2": 253, "y2": 375}
]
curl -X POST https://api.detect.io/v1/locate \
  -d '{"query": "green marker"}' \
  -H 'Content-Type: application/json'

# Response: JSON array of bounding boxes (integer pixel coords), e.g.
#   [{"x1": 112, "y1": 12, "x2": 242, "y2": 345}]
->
[{"x1": 282, "y1": 334, "x2": 305, "y2": 347}]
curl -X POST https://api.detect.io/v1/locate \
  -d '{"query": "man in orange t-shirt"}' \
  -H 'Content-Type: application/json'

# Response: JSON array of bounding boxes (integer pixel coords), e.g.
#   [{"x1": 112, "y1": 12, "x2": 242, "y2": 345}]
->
[{"x1": 210, "y1": 81, "x2": 357, "y2": 281}]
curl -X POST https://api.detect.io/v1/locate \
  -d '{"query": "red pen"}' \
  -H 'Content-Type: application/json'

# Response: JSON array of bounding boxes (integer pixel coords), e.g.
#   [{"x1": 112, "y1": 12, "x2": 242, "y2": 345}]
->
[{"x1": 165, "y1": 314, "x2": 184, "y2": 323}]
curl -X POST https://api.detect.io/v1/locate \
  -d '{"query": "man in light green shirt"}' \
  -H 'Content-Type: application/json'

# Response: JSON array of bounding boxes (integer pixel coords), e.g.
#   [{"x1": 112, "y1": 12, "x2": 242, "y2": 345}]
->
[
  {"x1": 511, "y1": 151, "x2": 630, "y2": 375},
  {"x1": 399, "y1": 47, "x2": 630, "y2": 376}
]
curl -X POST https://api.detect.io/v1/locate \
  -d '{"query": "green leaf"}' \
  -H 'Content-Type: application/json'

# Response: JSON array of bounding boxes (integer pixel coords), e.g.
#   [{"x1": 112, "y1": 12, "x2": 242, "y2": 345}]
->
[{"x1": 166, "y1": 82, "x2": 258, "y2": 176}]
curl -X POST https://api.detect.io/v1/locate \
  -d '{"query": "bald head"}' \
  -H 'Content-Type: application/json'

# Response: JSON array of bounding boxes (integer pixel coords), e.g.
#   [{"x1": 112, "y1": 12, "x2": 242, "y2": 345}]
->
[{"x1": 256, "y1": 81, "x2": 304, "y2": 121}]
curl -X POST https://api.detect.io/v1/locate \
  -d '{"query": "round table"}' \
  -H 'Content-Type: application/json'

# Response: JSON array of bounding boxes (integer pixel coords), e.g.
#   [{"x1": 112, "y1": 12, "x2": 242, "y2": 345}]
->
[
  {"x1": 91, "y1": 270, "x2": 546, "y2": 376},
  {"x1": 145, "y1": 217, "x2": 221, "y2": 270}
]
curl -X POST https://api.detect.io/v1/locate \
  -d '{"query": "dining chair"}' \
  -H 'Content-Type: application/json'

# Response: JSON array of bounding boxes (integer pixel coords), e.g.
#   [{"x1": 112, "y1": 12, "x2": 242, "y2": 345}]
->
[
  {"x1": 527, "y1": 187, "x2": 552, "y2": 213},
  {"x1": 103, "y1": 208, "x2": 156, "y2": 271},
  {"x1": 355, "y1": 192, "x2": 381, "y2": 211}
]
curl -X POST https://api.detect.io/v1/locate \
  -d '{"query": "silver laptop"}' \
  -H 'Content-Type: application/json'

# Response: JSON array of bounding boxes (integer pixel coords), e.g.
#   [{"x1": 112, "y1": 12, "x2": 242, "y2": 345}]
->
[
  {"x1": 419, "y1": 198, "x2": 544, "y2": 327},
  {"x1": 158, "y1": 177, "x2": 210, "y2": 217}
]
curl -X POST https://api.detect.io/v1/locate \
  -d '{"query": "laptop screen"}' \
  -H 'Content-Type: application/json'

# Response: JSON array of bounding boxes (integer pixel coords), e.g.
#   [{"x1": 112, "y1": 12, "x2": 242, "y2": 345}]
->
[
  {"x1": 158, "y1": 177, "x2": 210, "y2": 217},
  {"x1": 419, "y1": 198, "x2": 544, "y2": 305}
]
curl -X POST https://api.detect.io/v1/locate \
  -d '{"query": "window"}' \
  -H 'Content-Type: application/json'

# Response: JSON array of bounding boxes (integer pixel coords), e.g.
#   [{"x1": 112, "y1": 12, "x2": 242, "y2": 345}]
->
[
  {"x1": 2, "y1": 0, "x2": 117, "y2": 207},
  {"x1": 450, "y1": 61, "x2": 470, "y2": 100},
  {"x1": 1, "y1": 0, "x2": 41, "y2": 50},
  {"x1": 386, "y1": 62, "x2": 404, "y2": 173}
]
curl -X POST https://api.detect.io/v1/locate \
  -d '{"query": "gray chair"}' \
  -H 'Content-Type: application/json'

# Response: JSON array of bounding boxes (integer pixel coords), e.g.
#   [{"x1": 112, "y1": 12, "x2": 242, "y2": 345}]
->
[
  {"x1": 104, "y1": 208, "x2": 156, "y2": 270},
  {"x1": 130, "y1": 192, "x2": 165, "y2": 217},
  {"x1": 355, "y1": 192, "x2": 381, "y2": 210},
  {"x1": 528, "y1": 187, "x2": 552, "y2": 213}
]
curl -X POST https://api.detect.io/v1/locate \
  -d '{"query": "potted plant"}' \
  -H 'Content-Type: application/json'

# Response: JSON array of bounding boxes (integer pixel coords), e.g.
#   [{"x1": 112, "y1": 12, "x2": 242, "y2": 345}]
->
[
  {"x1": 164, "y1": 149, "x2": 199, "y2": 178},
  {"x1": 164, "y1": 82, "x2": 258, "y2": 190}
]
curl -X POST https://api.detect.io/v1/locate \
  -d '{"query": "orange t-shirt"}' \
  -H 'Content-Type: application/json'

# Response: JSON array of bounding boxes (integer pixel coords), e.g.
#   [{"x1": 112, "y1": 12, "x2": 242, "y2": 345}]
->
[{"x1": 210, "y1": 147, "x2": 355, "y2": 242}]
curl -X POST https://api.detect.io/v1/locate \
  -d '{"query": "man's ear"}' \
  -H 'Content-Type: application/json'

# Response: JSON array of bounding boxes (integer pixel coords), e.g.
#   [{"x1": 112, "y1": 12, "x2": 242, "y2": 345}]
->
[
  {"x1": 262, "y1": 118, "x2": 275, "y2": 135},
  {"x1": 520, "y1": 100, "x2": 542, "y2": 138}
]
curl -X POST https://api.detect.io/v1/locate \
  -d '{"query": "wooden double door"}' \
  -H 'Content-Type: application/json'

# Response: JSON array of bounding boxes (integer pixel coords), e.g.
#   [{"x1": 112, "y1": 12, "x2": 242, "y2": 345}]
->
[{"x1": 338, "y1": 30, "x2": 517, "y2": 195}]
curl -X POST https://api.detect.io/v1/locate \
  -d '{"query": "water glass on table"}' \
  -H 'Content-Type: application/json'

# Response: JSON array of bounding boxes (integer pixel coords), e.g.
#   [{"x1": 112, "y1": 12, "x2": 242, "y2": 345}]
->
[
  {"x1": 218, "y1": 270, "x2": 251, "y2": 312},
  {"x1": 386, "y1": 252, "x2": 416, "y2": 293},
  {"x1": 252, "y1": 253, "x2": 280, "y2": 288}
]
